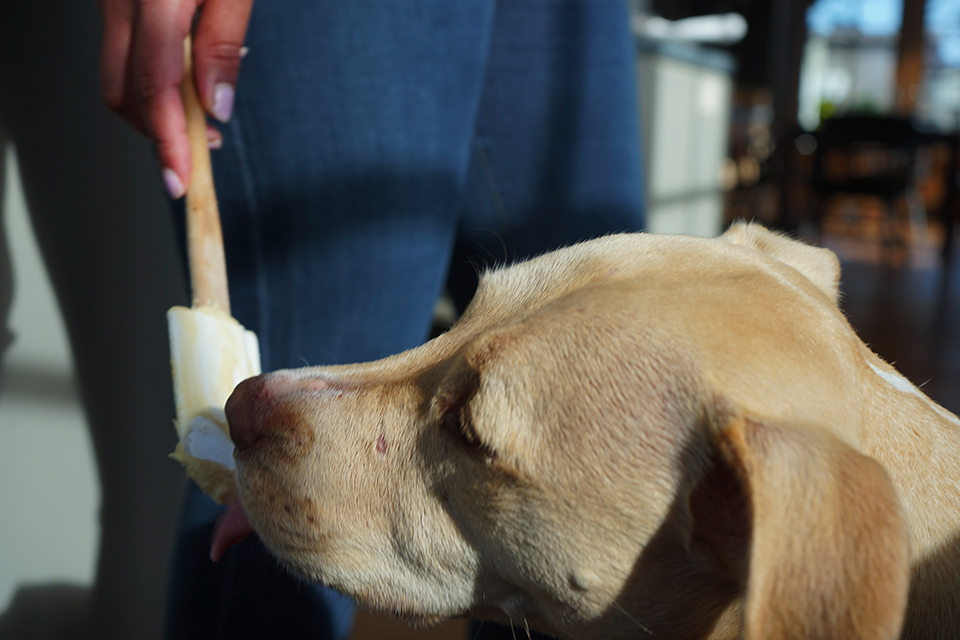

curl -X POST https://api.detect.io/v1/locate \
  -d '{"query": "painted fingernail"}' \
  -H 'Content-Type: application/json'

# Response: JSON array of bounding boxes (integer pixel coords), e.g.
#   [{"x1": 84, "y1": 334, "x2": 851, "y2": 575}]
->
[
  {"x1": 163, "y1": 168, "x2": 185, "y2": 199},
  {"x1": 212, "y1": 83, "x2": 235, "y2": 123}
]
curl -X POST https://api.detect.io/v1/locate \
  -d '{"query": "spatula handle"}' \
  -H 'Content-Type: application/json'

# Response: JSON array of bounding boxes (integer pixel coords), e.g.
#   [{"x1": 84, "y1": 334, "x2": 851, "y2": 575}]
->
[{"x1": 181, "y1": 36, "x2": 231, "y2": 313}]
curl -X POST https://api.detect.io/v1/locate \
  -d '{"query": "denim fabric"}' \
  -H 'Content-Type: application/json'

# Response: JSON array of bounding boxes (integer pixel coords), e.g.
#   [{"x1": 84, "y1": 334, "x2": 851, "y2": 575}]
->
[{"x1": 166, "y1": 1, "x2": 644, "y2": 638}]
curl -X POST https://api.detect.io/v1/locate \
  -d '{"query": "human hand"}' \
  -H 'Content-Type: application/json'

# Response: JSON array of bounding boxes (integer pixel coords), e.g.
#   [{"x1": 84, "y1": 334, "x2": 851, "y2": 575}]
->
[{"x1": 97, "y1": 0, "x2": 254, "y2": 198}]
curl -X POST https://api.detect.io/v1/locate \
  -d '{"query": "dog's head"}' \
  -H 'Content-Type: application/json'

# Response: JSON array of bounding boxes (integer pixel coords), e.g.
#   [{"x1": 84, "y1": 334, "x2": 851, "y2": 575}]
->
[{"x1": 225, "y1": 224, "x2": 910, "y2": 640}]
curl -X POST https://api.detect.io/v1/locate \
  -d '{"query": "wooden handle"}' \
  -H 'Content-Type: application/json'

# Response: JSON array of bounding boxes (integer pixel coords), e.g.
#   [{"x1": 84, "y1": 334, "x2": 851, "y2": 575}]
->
[{"x1": 182, "y1": 37, "x2": 231, "y2": 312}]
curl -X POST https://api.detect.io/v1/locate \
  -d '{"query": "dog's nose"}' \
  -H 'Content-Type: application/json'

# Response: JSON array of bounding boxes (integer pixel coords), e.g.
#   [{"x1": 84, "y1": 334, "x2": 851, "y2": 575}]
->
[
  {"x1": 225, "y1": 374, "x2": 270, "y2": 450},
  {"x1": 226, "y1": 371, "x2": 319, "y2": 450},
  {"x1": 227, "y1": 371, "x2": 340, "y2": 452}
]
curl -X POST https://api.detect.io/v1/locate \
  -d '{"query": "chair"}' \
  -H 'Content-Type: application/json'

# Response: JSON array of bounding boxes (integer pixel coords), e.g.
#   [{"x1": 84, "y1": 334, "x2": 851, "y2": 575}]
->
[{"x1": 809, "y1": 115, "x2": 928, "y2": 254}]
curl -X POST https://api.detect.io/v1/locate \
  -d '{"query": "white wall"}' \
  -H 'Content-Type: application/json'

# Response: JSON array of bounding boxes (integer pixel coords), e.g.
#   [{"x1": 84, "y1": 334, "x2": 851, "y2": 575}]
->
[
  {"x1": 638, "y1": 46, "x2": 733, "y2": 237},
  {"x1": 0, "y1": 147, "x2": 98, "y2": 611}
]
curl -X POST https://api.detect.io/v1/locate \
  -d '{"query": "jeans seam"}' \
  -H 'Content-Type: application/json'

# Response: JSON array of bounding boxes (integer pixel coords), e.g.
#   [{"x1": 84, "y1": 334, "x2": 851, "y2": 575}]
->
[
  {"x1": 471, "y1": 131, "x2": 512, "y2": 248},
  {"x1": 228, "y1": 113, "x2": 270, "y2": 366}
]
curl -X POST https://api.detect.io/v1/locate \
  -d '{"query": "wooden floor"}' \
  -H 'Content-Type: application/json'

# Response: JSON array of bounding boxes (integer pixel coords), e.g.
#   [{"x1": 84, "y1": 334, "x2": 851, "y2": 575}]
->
[{"x1": 820, "y1": 221, "x2": 960, "y2": 416}]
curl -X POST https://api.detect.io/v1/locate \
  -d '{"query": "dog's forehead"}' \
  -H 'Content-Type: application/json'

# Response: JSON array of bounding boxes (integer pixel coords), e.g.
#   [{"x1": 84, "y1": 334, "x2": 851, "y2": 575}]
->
[
  {"x1": 460, "y1": 235, "x2": 675, "y2": 334},
  {"x1": 451, "y1": 231, "x2": 852, "y2": 464},
  {"x1": 295, "y1": 229, "x2": 843, "y2": 420},
  {"x1": 462, "y1": 230, "x2": 837, "y2": 334},
  {"x1": 457, "y1": 284, "x2": 709, "y2": 485}
]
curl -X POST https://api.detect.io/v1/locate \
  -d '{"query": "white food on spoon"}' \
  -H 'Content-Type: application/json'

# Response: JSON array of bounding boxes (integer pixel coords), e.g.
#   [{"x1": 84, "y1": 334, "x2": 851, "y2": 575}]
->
[
  {"x1": 168, "y1": 305, "x2": 261, "y2": 503},
  {"x1": 183, "y1": 412, "x2": 236, "y2": 470}
]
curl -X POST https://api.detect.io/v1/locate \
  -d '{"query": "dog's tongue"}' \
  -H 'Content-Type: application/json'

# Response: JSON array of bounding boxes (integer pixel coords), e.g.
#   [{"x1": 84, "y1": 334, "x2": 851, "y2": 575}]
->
[{"x1": 210, "y1": 498, "x2": 253, "y2": 562}]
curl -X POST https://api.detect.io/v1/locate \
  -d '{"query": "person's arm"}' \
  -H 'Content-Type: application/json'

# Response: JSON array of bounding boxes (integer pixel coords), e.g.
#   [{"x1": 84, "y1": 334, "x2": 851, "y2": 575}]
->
[{"x1": 96, "y1": 0, "x2": 254, "y2": 198}]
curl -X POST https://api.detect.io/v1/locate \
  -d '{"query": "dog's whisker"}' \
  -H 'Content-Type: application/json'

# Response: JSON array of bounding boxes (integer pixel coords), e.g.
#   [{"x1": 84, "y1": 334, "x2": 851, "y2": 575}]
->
[
  {"x1": 522, "y1": 614, "x2": 532, "y2": 640},
  {"x1": 510, "y1": 618, "x2": 517, "y2": 640},
  {"x1": 612, "y1": 601, "x2": 653, "y2": 636}
]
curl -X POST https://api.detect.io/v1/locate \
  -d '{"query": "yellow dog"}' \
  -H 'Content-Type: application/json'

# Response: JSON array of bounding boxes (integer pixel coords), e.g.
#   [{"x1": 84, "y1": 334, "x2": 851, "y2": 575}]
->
[{"x1": 222, "y1": 223, "x2": 960, "y2": 640}]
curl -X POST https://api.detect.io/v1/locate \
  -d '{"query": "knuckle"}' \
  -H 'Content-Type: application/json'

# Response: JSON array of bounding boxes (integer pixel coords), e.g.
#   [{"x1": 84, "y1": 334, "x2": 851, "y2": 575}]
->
[
  {"x1": 153, "y1": 135, "x2": 180, "y2": 163},
  {"x1": 201, "y1": 41, "x2": 244, "y2": 66},
  {"x1": 131, "y1": 68, "x2": 164, "y2": 103}
]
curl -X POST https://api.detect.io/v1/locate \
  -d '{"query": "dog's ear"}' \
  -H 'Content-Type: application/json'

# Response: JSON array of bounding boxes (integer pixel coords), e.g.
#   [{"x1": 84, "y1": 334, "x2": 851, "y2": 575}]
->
[
  {"x1": 721, "y1": 222, "x2": 841, "y2": 304},
  {"x1": 695, "y1": 414, "x2": 910, "y2": 640}
]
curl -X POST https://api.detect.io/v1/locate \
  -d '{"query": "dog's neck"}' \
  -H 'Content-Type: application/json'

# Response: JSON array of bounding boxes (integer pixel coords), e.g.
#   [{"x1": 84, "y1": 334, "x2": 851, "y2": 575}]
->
[
  {"x1": 857, "y1": 353, "x2": 960, "y2": 637},
  {"x1": 860, "y1": 356, "x2": 960, "y2": 555}
]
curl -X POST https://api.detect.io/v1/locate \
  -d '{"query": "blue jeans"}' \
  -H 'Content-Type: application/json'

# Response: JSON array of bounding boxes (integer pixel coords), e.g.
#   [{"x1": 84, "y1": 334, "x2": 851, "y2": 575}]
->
[{"x1": 165, "y1": 1, "x2": 644, "y2": 638}]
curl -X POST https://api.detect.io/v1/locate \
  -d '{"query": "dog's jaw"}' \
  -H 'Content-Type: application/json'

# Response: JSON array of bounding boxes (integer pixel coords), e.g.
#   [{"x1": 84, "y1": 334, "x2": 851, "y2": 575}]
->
[
  {"x1": 228, "y1": 370, "x2": 488, "y2": 622},
  {"x1": 225, "y1": 366, "x2": 619, "y2": 632}
]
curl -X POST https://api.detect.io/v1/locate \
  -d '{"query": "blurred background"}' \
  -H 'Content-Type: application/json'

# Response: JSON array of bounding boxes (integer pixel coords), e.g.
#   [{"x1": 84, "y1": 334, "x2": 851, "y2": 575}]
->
[{"x1": 2, "y1": 0, "x2": 959, "y2": 638}]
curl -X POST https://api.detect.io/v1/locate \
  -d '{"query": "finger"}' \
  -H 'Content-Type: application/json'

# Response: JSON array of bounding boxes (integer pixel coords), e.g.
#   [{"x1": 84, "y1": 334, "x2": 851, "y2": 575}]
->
[
  {"x1": 193, "y1": 0, "x2": 254, "y2": 123},
  {"x1": 98, "y1": 0, "x2": 132, "y2": 112},
  {"x1": 97, "y1": 0, "x2": 150, "y2": 135},
  {"x1": 207, "y1": 123, "x2": 223, "y2": 150},
  {"x1": 131, "y1": 0, "x2": 197, "y2": 197}
]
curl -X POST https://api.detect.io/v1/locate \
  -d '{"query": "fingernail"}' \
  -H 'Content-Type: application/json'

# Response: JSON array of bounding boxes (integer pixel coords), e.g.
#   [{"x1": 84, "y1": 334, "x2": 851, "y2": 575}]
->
[
  {"x1": 163, "y1": 168, "x2": 185, "y2": 199},
  {"x1": 208, "y1": 133, "x2": 223, "y2": 150},
  {"x1": 239, "y1": 46, "x2": 249, "y2": 59},
  {"x1": 212, "y1": 83, "x2": 234, "y2": 123}
]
